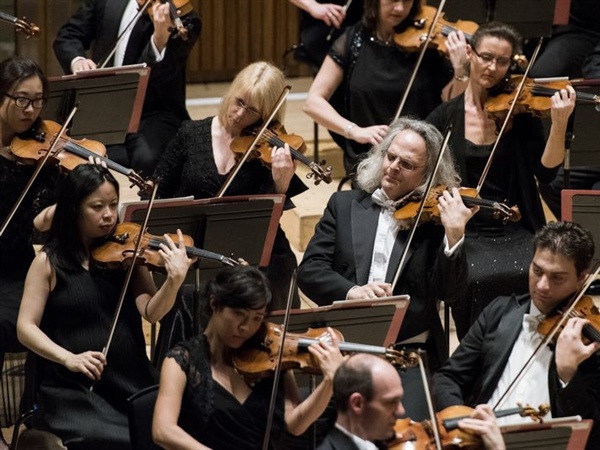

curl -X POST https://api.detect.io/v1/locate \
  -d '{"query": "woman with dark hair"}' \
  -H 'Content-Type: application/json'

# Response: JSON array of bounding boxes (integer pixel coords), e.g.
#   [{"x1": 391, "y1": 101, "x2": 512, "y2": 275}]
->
[
  {"x1": 303, "y1": 0, "x2": 468, "y2": 177},
  {"x1": 152, "y1": 265, "x2": 344, "y2": 450},
  {"x1": 426, "y1": 22, "x2": 576, "y2": 338},
  {"x1": 17, "y1": 164, "x2": 193, "y2": 450},
  {"x1": 0, "y1": 55, "x2": 58, "y2": 443}
]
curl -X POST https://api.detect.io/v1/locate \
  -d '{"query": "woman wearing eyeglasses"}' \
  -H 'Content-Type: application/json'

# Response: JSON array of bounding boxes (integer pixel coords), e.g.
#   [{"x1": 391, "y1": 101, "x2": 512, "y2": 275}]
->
[
  {"x1": 0, "y1": 56, "x2": 60, "y2": 446},
  {"x1": 426, "y1": 22, "x2": 576, "y2": 339},
  {"x1": 152, "y1": 61, "x2": 307, "y2": 316}
]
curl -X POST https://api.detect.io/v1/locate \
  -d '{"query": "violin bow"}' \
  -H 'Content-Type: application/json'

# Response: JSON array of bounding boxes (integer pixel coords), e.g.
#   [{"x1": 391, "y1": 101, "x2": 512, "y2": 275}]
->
[
  {"x1": 261, "y1": 270, "x2": 298, "y2": 450},
  {"x1": 97, "y1": 0, "x2": 152, "y2": 69},
  {"x1": 325, "y1": 0, "x2": 353, "y2": 42},
  {"x1": 216, "y1": 85, "x2": 292, "y2": 198},
  {"x1": 415, "y1": 350, "x2": 443, "y2": 450},
  {"x1": 492, "y1": 261, "x2": 600, "y2": 410},
  {"x1": 393, "y1": 0, "x2": 447, "y2": 121},
  {"x1": 0, "y1": 105, "x2": 79, "y2": 237},
  {"x1": 92, "y1": 180, "x2": 161, "y2": 391},
  {"x1": 390, "y1": 125, "x2": 452, "y2": 290},
  {"x1": 475, "y1": 37, "x2": 544, "y2": 196}
]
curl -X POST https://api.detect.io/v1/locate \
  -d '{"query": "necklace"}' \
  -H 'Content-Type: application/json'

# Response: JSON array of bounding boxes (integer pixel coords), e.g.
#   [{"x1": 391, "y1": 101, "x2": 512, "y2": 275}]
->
[{"x1": 371, "y1": 31, "x2": 394, "y2": 47}]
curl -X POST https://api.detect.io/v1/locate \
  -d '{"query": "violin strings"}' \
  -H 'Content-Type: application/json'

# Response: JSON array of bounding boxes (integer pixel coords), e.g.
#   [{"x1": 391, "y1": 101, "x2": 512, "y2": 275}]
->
[{"x1": 567, "y1": 308, "x2": 600, "y2": 342}]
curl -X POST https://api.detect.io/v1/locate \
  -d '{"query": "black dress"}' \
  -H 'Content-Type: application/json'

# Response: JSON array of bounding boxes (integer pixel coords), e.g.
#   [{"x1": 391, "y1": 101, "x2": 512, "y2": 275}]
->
[
  {"x1": 165, "y1": 335, "x2": 285, "y2": 450},
  {"x1": 328, "y1": 22, "x2": 451, "y2": 174},
  {"x1": 0, "y1": 154, "x2": 58, "y2": 427},
  {"x1": 33, "y1": 265, "x2": 157, "y2": 450},
  {"x1": 153, "y1": 117, "x2": 307, "y2": 311},
  {"x1": 427, "y1": 95, "x2": 557, "y2": 338}
]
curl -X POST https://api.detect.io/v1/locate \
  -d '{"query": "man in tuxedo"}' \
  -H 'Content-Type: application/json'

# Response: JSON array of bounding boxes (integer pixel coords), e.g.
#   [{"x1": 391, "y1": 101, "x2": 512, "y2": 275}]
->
[
  {"x1": 53, "y1": 0, "x2": 201, "y2": 175},
  {"x1": 433, "y1": 221, "x2": 600, "y2": 450},
  {"x1": 298, "y1": 117, "x2": 478, "y2": 420},
  {"x1": 318, "y1": 353, "x2": 506, "y2": 450}
]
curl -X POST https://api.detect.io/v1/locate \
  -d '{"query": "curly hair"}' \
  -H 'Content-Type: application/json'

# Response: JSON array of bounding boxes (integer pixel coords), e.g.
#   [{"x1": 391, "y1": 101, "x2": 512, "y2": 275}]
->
[{"x1": 355, "y1": 117, "x2": 460, "y2": 194}]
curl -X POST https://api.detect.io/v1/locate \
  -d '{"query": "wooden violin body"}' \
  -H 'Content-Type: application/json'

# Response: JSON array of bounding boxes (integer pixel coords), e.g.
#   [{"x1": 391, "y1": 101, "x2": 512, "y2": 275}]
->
[
  {"x1": 485, "y1": 75, "x2": 600, "y2": 120},
  {"x1": 92, "y1": 222, "x2": 239, "y2": 272},
  {"x1": 230, "y1": 121, "x2": 333, "y2": 185},
  {"x1": 10, "y1": 120, "x2": 152, "y2": 194},
  {"x1": 392, "y1": 185, "x2": 520, "y2": 227},
  {"x1": 233, "y1": 322, "x2": 418, "y2": 380},
  {"x1": 537, "y1": 295, "x2": 600, "y2": 345},
  {"x1": 393, "y1": 5, "x2": 478, "y2": 55},
  {"x1": 144, "y1": 0, "x2": 195, "y2": 40}
]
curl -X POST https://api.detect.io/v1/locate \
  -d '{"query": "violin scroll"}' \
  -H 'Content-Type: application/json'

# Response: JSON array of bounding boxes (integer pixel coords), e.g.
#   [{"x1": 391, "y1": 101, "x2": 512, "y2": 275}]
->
[{"x1": 0, "y1": 12, "x2": 39, "y2": 38}]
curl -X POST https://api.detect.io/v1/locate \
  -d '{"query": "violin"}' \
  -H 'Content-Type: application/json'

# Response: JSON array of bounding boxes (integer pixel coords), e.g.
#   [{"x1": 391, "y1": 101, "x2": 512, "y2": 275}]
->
[
  {"x1": 230, "y1": 120, "x2": 333, "y2": 185},
  {"x1": 92, "y1": 222, "x2": 240, "y2": 271},
  {"x1": 232, "y1": 322, "x2": 418, "y2": 380},
  {"x1": 485, "y1": 75, "x2": 600, "y2": 120},
  {"x1": 389, "y1": 404, "x2": 549, "y2": 449},
  {"x1": 0, "y1": 10, "x2": 39, "y2": 38},
  {"x1": 393, "y1": 5, "x2": 479, "y2": 56},
  {"x1": 537, "y1": 295, "x2": 600, "y2": 345},
  {"x1": 10, "y1": 120, "x2": 152, "y2": 195},
  {"x1": 392, "y1": 185, "x2": 521, "y2": 228},
  {"x1": 144, "y1": 0, "x2": 195, "y2": 41}
]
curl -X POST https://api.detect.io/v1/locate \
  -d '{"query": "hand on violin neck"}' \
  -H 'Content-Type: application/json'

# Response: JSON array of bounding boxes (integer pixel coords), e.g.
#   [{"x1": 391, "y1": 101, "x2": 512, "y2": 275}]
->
[
  {"x1": 150, "y1": 2, "x2": 173, "y2": 51},
  {"x1": 446, "y1": 30, "x2": 469, "y2": 76},
  {"x1": 158, "y1": 229, "x2": 194, "y2": 285},
  {"x1": 437, "y1": 187, "x2": 478, "y2": 248},
  {"x1": 271, "y1": 144, "x2": 296, "y2": 194},
  {"x1": 555, "y1": 317, "x2": 600, "y2": 384},
  {"x1": 457, "y1": 404, "x2": 505, "y2": 450},
  {"x1": 306, "y1": 327, "x2": 345, "y2": 382},
  {"x1": 549, "y1": 85, "x2": 576, "y2": 128}
]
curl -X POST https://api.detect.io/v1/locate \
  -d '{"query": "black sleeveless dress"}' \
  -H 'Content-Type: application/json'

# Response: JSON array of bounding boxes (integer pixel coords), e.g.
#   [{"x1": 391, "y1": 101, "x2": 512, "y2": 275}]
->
[{"x1": 33, "y1": 265, "x2": 157, "y2": 450}]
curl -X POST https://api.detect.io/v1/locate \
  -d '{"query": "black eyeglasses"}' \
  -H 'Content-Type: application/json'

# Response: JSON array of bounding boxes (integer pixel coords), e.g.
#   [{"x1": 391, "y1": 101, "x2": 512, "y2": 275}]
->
[
  {"x1": 5, "y1": 94, "x2": 46, "y2": 109},
  {"x1": 471, "y1": 48, "x2": 512, "y2": 69}
]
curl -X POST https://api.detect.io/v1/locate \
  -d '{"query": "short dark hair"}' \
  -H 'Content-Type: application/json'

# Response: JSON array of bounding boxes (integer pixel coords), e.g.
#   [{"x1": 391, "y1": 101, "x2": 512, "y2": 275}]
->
[
  {"x1": 201, "y1": 265, "x2": 272, "y2": 326},
  {"x1": 470, "y1": 21, "x2": 522, "y2": 57},
  {"x1": 533, "y1": 221, "x2": 595, "y2": 276},
  {"x1": 44, "y1": 165, "x2": 119, "y2": 271},
  {"x1": 0, "y1": 56, "x2": 47, "y2": 101},
  {"x1": 362, "y1": 0, "x2": 422, "y2": 33},
  {"x1": 333, "y1": 354, "x2": 375, "y2": 412}
]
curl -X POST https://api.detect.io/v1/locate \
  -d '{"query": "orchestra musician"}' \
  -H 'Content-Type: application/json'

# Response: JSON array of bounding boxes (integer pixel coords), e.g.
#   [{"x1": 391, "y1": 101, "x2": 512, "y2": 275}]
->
[
  {"x1": 151, "y1": 61, "x2": 307, "y2": 311},
  {"x1": 152, "y1": 264, "x2": 344, "y2": 450},
  {"x1": 318, "y1": 353, "x2": 505, "y2": 450},
  {"x1": 432, "y1": 221, "x2": 600, "y2": 450},
  {"x1": 53, "y1": 0, "x2": 201, "y2": 176},
  {"x1": 288, "y1": 0, "x2": 364, "y2": 70},
  {"x1": 297, "y1": 117, "x2": 478, "y2": 421},
  {"x1": 426, "y1": 22, "x2": 576, "y2": 339},
  {"x1": 302, "y1": 0, "x2": 469, "y2": 179},
  {"x1": 17, "y1": 164, "x2": 193, "y2": 450},
  {"x1": 0, "y1": 56, "x2": 61, "y2": 447}
]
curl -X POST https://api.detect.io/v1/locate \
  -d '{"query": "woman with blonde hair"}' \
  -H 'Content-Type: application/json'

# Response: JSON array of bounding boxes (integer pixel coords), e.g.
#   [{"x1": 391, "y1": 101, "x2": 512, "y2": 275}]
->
[{"x1": 152, "y1": 61, "x2": 307, "y2": 310}]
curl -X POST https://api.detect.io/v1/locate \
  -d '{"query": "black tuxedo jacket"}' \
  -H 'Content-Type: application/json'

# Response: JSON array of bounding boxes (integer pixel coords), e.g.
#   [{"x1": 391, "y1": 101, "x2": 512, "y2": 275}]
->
[
  {"x1": 433, "y1": 294, "x2": 600, "y2": 448},
  {"x1": 316, "y1": 427, "x2": 361, "y2": 450},
  {"x1": 53, "y1": 0, "x2": 201, "y2": 121},
  {"x1": 297, "y1": 190, "x2": 468, "y2": 367}
]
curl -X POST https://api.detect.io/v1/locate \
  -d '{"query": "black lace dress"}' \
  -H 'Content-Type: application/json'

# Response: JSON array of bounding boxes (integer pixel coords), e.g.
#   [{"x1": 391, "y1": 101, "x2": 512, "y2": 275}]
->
[
  {"x1": 166, "y1": 334, "x2": 285, "y2": 450},
  {"x1": 0, "y1": 155, "x2": 57, "y2": 355},
  {"x1": 33, "y1": 265, "x2": 157, "y2": 450},
  {"x1": 152, "y1": 117, "x2": 307, "y2": 311}
]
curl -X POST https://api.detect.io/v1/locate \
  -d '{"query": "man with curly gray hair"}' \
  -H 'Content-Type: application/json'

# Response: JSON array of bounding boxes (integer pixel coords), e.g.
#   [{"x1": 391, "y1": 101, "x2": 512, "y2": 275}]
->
[{"x1": 298, "y1": 117, "x2": 477, "y2": 421}]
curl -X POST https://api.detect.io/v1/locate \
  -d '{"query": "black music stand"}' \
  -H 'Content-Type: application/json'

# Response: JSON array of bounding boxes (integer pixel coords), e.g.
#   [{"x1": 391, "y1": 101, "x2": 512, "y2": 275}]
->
[
  {"x1": 44, "y1": 64, "x2": 150, "y2": 145},
  {"x1": 561, "y1": 189, "x2": 600, "y2": 268},
  {"x1": 501, "y1": 417, "x2": 593, "y2": 450},
  {"x1": 270, "y1": 295, "x2": 410, "y2": 347},
  {"x1": 427, "y1": 0, "x2": 556, "y2": 38}
]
